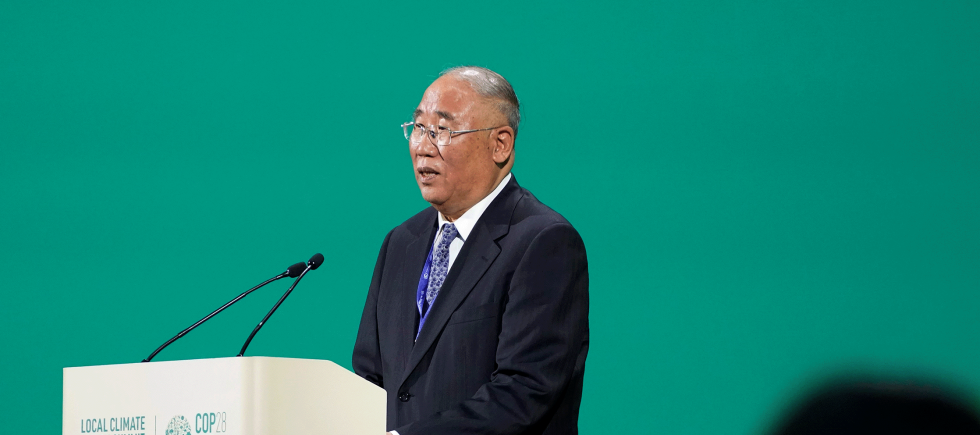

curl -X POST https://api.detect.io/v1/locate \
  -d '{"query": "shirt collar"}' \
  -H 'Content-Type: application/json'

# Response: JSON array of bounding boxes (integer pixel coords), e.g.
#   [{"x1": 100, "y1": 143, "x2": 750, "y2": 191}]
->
[{"x1": 437, "y1": 172, "x2": 512, "y2": 242}]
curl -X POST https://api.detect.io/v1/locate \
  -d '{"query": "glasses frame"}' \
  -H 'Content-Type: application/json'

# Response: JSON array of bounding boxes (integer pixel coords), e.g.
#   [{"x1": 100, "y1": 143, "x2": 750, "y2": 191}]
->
[{"x1": 401, "y1": 122, "x2": 504, "y2": 146}]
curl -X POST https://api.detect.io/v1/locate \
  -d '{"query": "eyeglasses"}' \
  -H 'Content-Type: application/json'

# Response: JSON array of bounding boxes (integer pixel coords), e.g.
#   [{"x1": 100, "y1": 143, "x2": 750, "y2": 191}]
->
[{"x1": 401, "y1": 122, "x2": 504, "y2": 146}]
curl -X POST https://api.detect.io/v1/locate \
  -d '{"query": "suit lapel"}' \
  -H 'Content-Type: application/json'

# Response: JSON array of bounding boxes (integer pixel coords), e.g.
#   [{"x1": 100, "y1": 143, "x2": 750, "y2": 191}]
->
[
  {"x1": 396, "y1": 177, "x2": 523, "y2": 389},
  {"x1": 390, "y1": 211, "x2": 437, "y2": 375}
]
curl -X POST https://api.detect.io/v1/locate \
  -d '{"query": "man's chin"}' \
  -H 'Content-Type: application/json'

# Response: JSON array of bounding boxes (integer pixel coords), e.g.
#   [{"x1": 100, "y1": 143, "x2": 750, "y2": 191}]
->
[{"x1": 418, "y1": 186, "x2": 448, "y2": 207}]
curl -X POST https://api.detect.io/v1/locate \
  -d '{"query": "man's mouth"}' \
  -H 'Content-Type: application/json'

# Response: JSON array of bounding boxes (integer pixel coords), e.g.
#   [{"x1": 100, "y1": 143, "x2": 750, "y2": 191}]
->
[{"x1": 417, "y1": 167, "x2": 439, "y2": 181}]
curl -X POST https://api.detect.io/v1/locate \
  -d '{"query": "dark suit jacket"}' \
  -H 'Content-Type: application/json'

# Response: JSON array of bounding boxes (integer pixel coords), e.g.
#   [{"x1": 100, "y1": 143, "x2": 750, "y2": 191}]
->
[{"x1": 353, "y1": 175, "x2": 589, "y2": 435}]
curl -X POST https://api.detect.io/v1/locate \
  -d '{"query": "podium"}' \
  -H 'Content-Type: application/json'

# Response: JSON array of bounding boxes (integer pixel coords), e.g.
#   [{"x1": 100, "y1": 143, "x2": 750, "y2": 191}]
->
[{"x1": 63, "y1": 357, "x2": 385, "y2": 435}]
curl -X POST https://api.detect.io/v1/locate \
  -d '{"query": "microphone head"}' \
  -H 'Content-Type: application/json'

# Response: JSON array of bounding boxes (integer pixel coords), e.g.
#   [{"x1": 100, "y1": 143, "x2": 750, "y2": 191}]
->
[
  {"x1": 308, "y1": 253, "x2": 325, "y2": 270},
  {"x1": 285, "y1": 262, "x2": 307, "y2": 278}
]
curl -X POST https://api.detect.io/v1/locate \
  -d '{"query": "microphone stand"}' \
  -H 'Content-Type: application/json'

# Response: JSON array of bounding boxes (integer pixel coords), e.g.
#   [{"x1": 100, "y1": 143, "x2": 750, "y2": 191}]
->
[
  {"x1": 237, "y1": 265, "x2": 312, "y2": 357},
  {"x1": 142, "y1": 263, "x2": 304, "y2": 362}
]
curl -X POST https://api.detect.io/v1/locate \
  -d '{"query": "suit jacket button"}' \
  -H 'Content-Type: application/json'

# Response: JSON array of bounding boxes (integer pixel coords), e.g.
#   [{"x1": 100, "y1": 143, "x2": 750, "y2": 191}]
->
[{"x1": 398, "y1": 392, "x2": 410, "y2": 402}]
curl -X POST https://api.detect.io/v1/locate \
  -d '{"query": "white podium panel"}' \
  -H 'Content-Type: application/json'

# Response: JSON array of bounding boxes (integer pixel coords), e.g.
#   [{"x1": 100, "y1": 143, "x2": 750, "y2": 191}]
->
[{"x1": 63, "y1": 357, "x2": 384, "y2": 435}]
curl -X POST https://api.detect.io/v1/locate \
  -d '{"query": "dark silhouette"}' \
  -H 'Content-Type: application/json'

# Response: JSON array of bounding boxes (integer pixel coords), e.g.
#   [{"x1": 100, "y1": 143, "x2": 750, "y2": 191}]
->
[{"x1": 770, "y1": 380, "x2": 980, "y2": 435}]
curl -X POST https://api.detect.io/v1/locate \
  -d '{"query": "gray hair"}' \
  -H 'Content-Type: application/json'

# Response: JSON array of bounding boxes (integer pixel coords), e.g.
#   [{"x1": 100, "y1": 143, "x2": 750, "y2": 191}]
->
[{"x1": 440, "y1": 66, "x2": 521, "y2": 139}]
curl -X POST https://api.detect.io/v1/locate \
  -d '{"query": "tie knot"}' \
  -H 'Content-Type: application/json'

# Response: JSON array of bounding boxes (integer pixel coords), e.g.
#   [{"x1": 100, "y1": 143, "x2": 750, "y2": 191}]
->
[{"x1": 440, "y1": 223, "x2": 459, "y2": 243}]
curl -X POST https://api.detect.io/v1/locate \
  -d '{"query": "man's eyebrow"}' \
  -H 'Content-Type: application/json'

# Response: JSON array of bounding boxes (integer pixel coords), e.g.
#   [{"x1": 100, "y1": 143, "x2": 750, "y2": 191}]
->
[
  {"x1": 413, "y1": 108, "x2": 423, "y2": 121},
  {"x1": 435, "y1": 111, "x2": 455, "y2": 122}
]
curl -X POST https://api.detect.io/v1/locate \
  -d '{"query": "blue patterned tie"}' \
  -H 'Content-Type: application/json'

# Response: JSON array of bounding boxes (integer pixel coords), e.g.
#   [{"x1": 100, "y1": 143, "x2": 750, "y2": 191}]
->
[{"x1": 425, "y1": 223, "x2": 459, "y2": 308}]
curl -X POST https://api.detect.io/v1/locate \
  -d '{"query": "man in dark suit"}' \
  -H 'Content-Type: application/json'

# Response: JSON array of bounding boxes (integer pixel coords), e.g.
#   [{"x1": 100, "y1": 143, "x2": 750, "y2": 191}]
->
[{"x1": 353, "y1": 66, "x2": 589, "y2": 435}]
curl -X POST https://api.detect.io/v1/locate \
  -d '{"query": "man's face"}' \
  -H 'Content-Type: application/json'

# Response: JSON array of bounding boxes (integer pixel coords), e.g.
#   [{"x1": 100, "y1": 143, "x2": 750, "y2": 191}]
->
[{"x1": 411, "y1": 76, "x2": 500, "y2": 218}]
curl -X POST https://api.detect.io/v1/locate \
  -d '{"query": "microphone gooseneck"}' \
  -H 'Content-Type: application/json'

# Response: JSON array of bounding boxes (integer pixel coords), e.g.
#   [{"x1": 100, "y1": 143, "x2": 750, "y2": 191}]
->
[
  {"x1": 237, "y1": 253, "x2": 323, "y2": 357},
  {"x1": 141, "y1": 261, "x2": 305, "y2": 363}
]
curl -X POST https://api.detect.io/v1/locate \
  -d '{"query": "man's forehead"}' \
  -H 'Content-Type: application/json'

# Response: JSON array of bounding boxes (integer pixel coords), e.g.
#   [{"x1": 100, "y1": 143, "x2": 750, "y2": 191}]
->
[
  {"x1": 414, "y1": 108, "x2": 456, "y2": 122},
  {"x1": 413, "y1": 76, "x2": 484, "y2": 122}
]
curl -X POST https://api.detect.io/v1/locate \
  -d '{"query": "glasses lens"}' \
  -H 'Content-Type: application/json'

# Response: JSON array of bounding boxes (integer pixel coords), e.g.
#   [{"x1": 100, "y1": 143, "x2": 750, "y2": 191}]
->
[{"x1": 435, "y1": 129, "x2": 451, "y2": 146}]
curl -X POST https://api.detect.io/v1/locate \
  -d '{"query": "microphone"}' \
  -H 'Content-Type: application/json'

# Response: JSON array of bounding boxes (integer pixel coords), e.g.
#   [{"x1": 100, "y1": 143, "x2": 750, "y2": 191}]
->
[
  {"x1": 238, "y1": 253, "x2": 323, "y2": 357},
  {"x1": 308, "y1": 253, "x2": 324, "y2": 270},
  {"x1": 141, "y1": 261, "x2": 308, "y2": 362}
]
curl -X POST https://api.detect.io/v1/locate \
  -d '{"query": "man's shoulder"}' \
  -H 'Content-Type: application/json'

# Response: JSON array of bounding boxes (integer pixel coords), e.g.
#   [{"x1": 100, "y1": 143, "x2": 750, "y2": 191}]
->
[
  {"x1": 387, "y1": 206, "x2": 437, "y2": 239},
  {"x1": 511, "y1": 186, "x2": 577, "y2": 233}
]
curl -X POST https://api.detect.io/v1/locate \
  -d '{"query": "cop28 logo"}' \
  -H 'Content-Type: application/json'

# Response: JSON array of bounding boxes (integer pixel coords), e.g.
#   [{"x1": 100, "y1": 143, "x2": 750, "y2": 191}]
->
[{"x1": 165, "y1": 415, "x2": 192, "y2": 435}]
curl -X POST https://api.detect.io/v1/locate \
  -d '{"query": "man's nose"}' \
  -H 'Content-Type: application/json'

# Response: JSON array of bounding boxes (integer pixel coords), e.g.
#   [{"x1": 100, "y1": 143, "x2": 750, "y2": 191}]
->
[{"x1": 413, "y1": 135, "x2": 439, "y2": 157}]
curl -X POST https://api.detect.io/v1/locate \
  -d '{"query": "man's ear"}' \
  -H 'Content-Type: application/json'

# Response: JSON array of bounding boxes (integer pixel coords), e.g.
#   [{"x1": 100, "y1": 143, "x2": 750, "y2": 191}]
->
[{"x1": 491, "y1": 126, "x2": 515, "y2": 165}]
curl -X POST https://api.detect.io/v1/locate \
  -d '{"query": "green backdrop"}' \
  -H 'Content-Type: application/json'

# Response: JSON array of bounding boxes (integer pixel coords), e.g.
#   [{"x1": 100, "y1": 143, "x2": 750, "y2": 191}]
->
[{"x1": 1, "y1": 1, "x2": 977, "y2": 433}]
